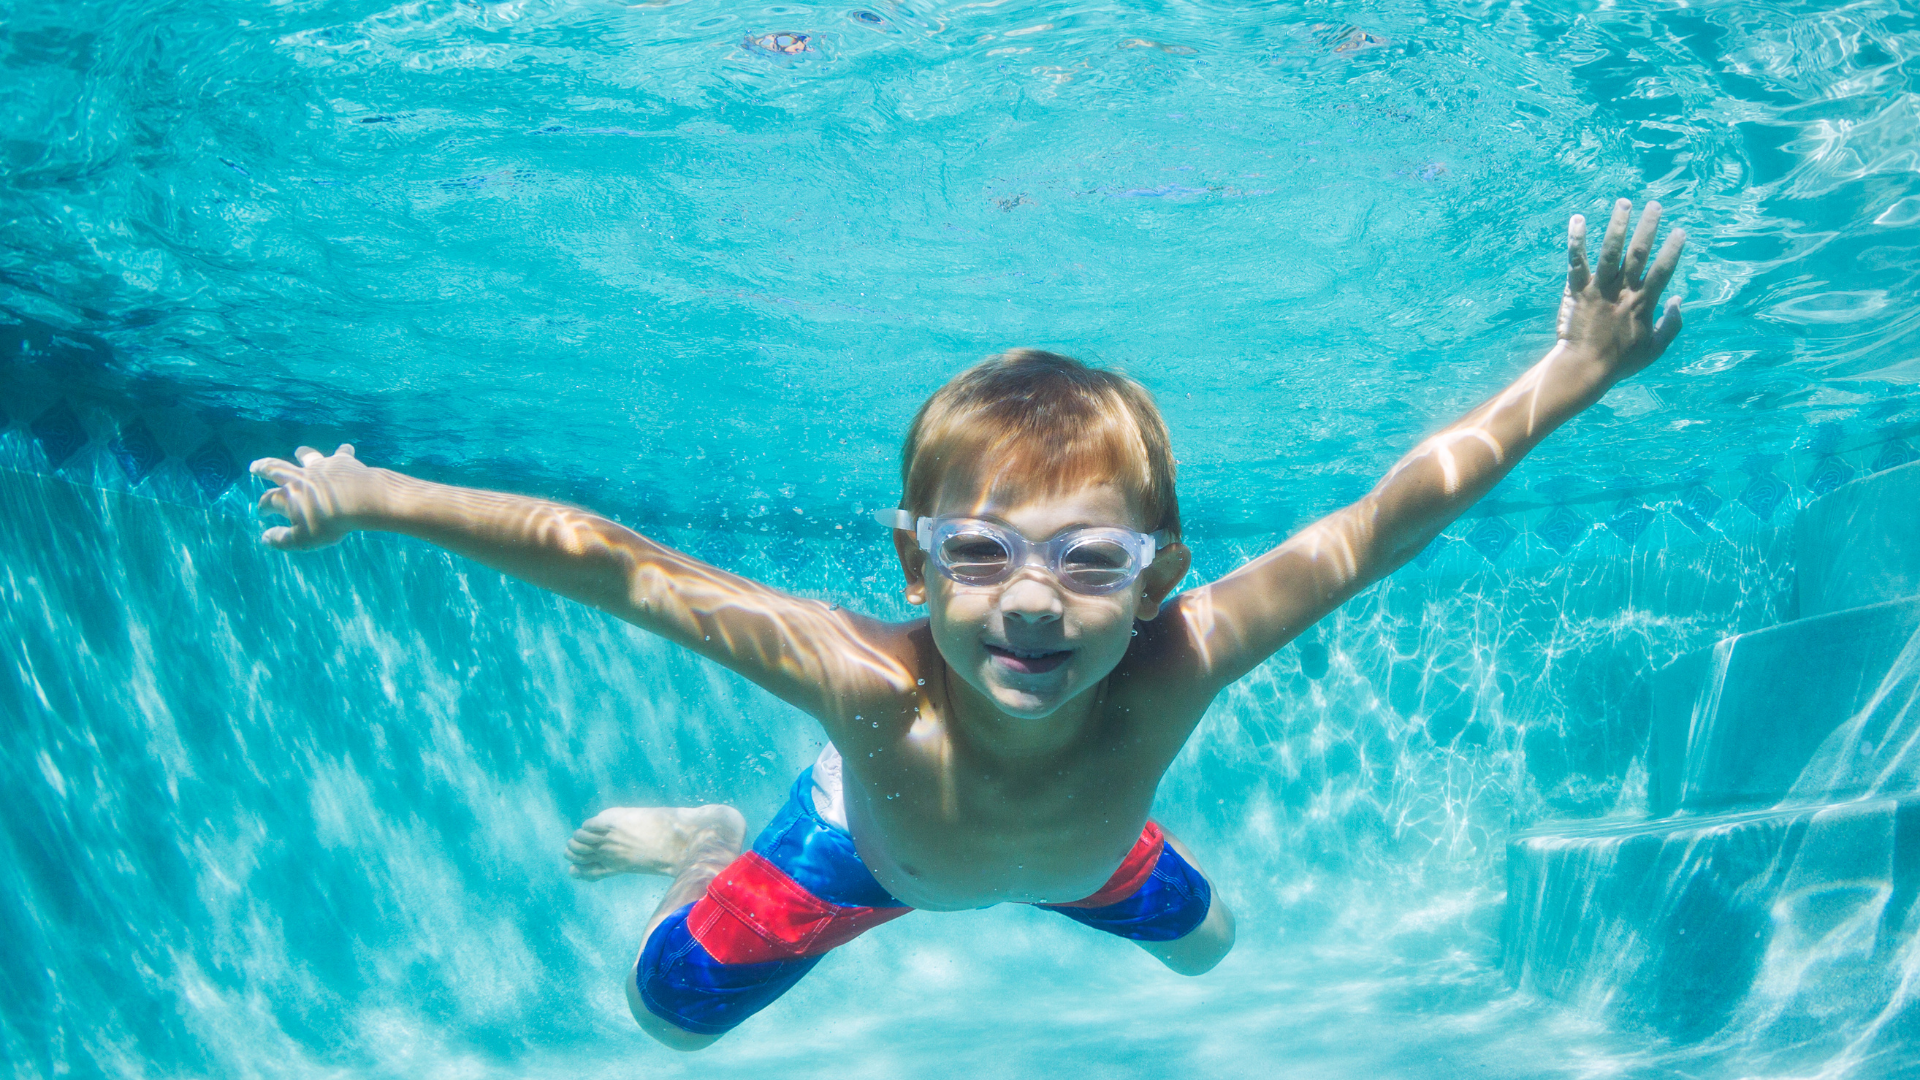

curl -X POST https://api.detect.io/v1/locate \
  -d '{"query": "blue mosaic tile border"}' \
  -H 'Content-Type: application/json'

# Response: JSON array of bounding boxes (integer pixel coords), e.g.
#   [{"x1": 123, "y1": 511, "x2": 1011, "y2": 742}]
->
[
  {"x1": 0, "y1": 397, "x2": 255, "y2": 510},
  {"x1": 1406, "y1": 425, "x2": 1919, "y2": 577}
]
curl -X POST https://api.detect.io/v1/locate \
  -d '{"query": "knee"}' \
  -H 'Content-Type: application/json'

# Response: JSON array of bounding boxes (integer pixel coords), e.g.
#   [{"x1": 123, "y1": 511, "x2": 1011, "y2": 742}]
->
[
  {"x1": 625, "y1": 957, "x2": 724, "y2": 1051},
  {"x1": 633, "y1": 1006, "x2": 724, "y2": 1051},
  {"x1": 1150, "y1": 895, "x2": 1236, "y2": 976}
]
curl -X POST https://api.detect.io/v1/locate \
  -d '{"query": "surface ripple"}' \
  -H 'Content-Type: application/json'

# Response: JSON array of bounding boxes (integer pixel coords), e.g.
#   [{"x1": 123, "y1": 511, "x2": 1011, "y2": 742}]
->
[{"x1": 3, "y1": 0, "x2": 1918, "y2": 530}]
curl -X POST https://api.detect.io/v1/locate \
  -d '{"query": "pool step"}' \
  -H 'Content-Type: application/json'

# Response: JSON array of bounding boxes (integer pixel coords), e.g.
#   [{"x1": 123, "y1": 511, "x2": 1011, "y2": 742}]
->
[
  {"x1": 1646, "y1": 595, "x2": 1920, "y2": 816},
  {"x1": 1503, "y1": 796, "x2": 1920, "y2": 1038},
  {"x1": 1507, "y1": 460, "x2": 1920, "y2": 1034},
  {"x1": 1796, "y1": 458, "x2": 1920, "y2": 619}
]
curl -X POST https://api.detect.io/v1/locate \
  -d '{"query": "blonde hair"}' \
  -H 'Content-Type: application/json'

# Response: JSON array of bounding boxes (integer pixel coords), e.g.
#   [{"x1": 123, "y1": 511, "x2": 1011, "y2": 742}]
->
[{"x1": 899, "y1": 349, "x2": 1180, "y2": 539}]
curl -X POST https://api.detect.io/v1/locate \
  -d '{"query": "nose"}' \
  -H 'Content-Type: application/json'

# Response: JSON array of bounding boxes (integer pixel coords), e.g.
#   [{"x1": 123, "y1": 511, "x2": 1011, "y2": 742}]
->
[{"x1": 999, "y1": 570, "x2": 1063, "y2": 625}]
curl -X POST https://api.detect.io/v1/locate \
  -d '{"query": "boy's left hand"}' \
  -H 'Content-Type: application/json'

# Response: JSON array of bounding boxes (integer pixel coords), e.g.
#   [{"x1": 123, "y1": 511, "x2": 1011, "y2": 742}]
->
[{"x1": 1557, "y1": 198, "x2": 1686, "y2": 385}]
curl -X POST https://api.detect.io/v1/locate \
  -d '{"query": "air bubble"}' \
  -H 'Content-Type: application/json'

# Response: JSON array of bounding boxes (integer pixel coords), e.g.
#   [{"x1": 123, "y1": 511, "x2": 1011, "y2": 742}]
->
[
  {"x1": 917, "y1": 678, "x2": 925, "y2": 685},
  {"x1": 872, "y1": 721, "x2": 879, "y2": 728}
]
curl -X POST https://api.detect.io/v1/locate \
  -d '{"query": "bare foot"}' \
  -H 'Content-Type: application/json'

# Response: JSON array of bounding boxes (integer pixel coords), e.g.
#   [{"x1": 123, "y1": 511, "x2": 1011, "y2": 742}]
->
[{"x1": 565, "y1": 805, "x2": 746, "y2": 881}]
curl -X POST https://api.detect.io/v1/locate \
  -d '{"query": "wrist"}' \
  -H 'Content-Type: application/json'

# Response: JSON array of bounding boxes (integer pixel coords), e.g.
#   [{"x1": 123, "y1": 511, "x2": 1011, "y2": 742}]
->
[
  {"x1": 1549, "y1": 341, "x2": 1620, "y2": 405},
  {"x1": 351, "y1": 468, "x2": 418, "y2": 532}
]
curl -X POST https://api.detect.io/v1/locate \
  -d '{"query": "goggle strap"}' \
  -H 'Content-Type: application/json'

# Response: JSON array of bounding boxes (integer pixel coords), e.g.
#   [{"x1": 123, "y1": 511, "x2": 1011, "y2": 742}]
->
[{"x1": 872, "y1": 508, "x2": 934, "y2": 550}]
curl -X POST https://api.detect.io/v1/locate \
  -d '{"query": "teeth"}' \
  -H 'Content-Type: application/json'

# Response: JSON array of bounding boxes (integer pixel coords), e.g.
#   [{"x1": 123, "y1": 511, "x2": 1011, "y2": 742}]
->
[{"x1": 1003, "y1": 646, "x2": 1058, "y2": 659}]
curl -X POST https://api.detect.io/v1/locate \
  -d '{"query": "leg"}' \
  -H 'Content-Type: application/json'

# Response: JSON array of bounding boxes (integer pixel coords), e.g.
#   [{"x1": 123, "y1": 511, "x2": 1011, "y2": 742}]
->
[
  {"x1": 565, "y1": 805, "x2": 746, "y2": 1050},
  {"x1": 1136, "y1": 832, "x2": 1235, "y2": 976}
]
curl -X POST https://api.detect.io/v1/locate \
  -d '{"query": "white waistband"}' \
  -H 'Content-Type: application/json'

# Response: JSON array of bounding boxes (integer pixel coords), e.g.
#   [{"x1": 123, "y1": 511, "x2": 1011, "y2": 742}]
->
[{"x1": 810, "y1": 743, "x2": 849, "y2": 828}]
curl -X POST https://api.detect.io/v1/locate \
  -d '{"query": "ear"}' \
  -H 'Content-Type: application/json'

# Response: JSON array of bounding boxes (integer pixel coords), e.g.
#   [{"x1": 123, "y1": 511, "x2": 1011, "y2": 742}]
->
[
  {"x1": 1134, "y1": 542, "x2": 1191, "y2": 621},
  {"x1": 892, "y1": 528, "x2": 928, "y2": 606}
]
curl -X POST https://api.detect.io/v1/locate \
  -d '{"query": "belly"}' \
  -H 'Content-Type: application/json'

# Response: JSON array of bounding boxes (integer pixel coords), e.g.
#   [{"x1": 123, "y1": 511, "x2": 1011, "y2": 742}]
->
[{"x1": 847, "y1": 805, "x2": 1150, "y2": 910}]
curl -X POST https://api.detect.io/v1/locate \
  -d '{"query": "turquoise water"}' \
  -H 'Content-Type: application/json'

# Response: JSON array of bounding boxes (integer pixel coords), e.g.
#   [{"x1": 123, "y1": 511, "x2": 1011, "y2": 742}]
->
[{"x1": 3, "y1": 0, "x2": 1919, "y2": 1076}]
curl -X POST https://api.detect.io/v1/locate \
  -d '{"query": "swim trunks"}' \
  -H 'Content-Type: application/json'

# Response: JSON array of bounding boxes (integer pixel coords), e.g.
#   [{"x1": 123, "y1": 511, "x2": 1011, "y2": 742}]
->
[{"x1": 635, "y1": 747, "x2": 1213, "y2": 1036}]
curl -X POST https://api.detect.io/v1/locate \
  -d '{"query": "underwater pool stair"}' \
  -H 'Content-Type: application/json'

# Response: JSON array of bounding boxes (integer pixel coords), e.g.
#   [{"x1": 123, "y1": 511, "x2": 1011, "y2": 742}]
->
[{"x1": 1503, "y1": 461, "x2": 1920, "y2": 1037}]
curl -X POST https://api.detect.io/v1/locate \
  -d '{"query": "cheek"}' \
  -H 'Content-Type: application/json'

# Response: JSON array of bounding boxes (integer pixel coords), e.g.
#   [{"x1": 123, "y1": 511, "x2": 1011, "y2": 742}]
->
[
  {"x1": 1067, "y1": 597, "x2": 1139, "y2": 643},
  {"x1": 929, "y1": 586, "x2": 992, "y2": 633}
]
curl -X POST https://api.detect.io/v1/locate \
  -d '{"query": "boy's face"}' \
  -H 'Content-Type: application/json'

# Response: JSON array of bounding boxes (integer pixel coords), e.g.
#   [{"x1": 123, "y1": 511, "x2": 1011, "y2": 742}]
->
[{"x1": 895, "y1": 477, "x2": 1190, "y2": 721}]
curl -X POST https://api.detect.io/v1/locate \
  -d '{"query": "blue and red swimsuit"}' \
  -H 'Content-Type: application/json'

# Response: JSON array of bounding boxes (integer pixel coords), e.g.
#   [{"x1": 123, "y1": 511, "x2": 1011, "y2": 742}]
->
[{"x1": 636, "y1": 757, "x2": 1213, "y2": 1036}]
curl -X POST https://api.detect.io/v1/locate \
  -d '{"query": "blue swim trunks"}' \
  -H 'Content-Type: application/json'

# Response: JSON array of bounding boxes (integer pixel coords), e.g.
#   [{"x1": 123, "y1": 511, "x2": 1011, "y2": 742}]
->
[{"x1": 635, "y1": 756, "x2": 1213, "y2": 1036}]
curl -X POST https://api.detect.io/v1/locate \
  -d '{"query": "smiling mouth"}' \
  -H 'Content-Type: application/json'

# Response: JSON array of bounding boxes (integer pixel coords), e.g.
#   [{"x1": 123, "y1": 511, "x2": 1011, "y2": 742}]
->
[{"x1": 983, "y1": 642, "x2": 1072, "y2": 675}]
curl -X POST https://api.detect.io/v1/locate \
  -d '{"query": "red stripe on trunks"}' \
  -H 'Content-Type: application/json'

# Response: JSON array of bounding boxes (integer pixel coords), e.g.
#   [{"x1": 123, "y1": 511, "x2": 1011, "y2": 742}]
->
[{"x1": 688, "y1": 850, "x2": 909, "y2": 965}]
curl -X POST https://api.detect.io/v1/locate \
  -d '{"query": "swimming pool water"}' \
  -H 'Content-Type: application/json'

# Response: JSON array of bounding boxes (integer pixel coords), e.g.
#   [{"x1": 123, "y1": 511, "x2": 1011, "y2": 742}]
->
[{"x1": 2, "y1": 0, "x2": 1919, "y2": 1077}]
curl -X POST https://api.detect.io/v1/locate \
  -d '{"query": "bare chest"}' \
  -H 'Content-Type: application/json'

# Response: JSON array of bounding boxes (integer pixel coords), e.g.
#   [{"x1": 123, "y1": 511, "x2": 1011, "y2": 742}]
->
[{"x1": 835, "y1": 711, "x2": 1172, "y2": 910}]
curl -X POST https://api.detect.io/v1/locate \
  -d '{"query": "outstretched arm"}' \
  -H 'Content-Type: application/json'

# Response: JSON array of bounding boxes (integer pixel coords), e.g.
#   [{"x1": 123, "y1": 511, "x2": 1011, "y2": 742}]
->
[
  {"x1": 247, "y1": 448, "x2": 917, "y2": 723},
  {"x1": 1169, "y1": 198, "x2": 1686, "y2": 688}
]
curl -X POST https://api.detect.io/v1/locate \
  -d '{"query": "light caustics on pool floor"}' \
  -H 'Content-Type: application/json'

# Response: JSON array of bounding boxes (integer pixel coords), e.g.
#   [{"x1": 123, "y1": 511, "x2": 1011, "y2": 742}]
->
[{"x1": 3, "y1": 0, "x2": 1920, "y2": 1078}]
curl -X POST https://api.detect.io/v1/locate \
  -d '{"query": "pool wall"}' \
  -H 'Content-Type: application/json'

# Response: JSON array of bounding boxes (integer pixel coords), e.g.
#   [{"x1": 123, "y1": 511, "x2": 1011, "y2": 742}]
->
[{"x1": 9, "y1": 419, "x2": 1914, "y2": 1075}]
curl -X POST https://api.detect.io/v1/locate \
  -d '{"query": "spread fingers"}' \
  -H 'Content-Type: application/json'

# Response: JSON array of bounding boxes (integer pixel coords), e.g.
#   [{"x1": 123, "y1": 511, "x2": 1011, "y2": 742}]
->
[
  {"x1": 1594, "y1": 198, "x2": 1632, "y2": 290},
  {"x1": 1566, "y1": 214, "x2": 1591, "y2": 293},
  {"x1": 1622, "y1": 201, "x2": 1663, "y2": 285},
  {"x1": 249, "y1": 456, "x2": 298, "y2": 482},
  {"x1": 1653, "y1": 296, "x2": 1684, "y2": 350},
  {"x1": 1639, "y1": 228, "x2": 1687, "y2": 301},
  {"x1": 257, "y1": 488, "x2": 290, "y2": 520}
]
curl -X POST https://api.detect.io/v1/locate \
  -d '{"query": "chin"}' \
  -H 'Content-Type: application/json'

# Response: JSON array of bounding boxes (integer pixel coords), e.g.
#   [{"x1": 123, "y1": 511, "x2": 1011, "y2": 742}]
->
[
  {"x1": 981, "y1": 671, "x2": 1078, "y2": 719},
  {"x1": 992, "y1": 692, "x2": 1066, "y2": 719}
]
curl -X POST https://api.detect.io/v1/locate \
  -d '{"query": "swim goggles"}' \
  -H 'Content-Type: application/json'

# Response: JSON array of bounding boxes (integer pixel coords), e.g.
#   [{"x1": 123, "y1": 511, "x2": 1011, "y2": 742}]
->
[{"x1": 873, "y1": 510, "x2": 1171, "y2": 596}]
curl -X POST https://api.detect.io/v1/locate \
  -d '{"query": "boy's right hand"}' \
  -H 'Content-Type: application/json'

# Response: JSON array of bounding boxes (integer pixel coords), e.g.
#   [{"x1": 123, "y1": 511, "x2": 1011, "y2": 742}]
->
[{"x1": 250, "y1": 444, "x2": 389, "y2": 550}]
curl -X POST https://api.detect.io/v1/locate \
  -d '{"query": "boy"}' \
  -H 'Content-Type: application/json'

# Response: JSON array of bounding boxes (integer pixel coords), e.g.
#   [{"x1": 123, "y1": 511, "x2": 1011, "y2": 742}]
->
[{"x1": 251, "y1": 200, "x2": 1685, "y2": 1049}]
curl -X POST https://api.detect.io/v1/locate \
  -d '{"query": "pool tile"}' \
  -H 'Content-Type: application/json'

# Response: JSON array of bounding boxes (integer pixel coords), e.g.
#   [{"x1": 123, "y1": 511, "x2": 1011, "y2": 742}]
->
[
  {"x1": 1607, "y1": 501, "x2": 1656, "y2": 545},
  {"x1": 112, "y1": 419, "x2": 166, "y2": 486},
  {"x1": 1673, "y1": 484, "x2": 1723, "y2": 535},
  {"x1": 1807, "y1": 455, "x2": 1855, "y2": 497},
  {"x1": 1465, "y1": 516, "x2": 1516, "y2": 563},
  {"x1": 1738, "y1": 474, "x2": 1790, "y2": 522},
  {"x1": 30, "y1": 401, "x2": 87, "y2": 469},
  {"x1": 1535, "y1": 504, "x2": 1588, "y2": 556},
  {"x1": 187, "y1": 439, "x2": 237, "y2": 498},
  {"x1": 1871, "y1": 440, "x2": 1914, "y2": 474}
]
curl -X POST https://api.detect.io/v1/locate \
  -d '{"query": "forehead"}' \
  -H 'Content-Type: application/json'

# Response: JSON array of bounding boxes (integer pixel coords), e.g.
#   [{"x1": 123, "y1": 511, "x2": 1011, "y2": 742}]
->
[{"x1": 927, "y1": 471, "x2": 1143, "y2": 533}]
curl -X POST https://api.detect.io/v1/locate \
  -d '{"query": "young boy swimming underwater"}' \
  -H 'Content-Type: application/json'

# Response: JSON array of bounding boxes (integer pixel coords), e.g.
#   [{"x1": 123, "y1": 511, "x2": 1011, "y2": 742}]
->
[{"x1": 251, "y1": 199, "x2": 1685, "y2": 1049}]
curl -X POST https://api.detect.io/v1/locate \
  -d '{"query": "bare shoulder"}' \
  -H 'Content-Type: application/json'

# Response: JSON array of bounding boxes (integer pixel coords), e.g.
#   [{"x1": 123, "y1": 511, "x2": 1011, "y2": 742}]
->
[
  {"x1": 1120, "y1": 590, "x2": 1225, "y2": 684},
  {"x1": 830, "y1": 609, "x2": 932, "y2": 684},
  {"x1": 1102, "y1": 604, "x2": 1226, "y2": 754},
  {"x1": 1128, "y1": 551, "x2": 1332, "y2": 691},
  {"x1": 805, "y1": 610, "x2": 934, "y2": 739}
]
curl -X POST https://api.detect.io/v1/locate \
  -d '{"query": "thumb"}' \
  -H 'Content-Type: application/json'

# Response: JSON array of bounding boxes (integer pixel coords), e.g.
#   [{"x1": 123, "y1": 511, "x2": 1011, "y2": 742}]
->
[{"x1": 1652, "y1": 297, "x2": 1683, "y2": 351}]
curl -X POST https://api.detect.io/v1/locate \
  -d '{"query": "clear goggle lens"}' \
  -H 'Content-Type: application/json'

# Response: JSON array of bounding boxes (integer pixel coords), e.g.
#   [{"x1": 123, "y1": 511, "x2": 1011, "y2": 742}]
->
[{"x1": 925, "y1": 519, "x2": 1155, "y2": 595}]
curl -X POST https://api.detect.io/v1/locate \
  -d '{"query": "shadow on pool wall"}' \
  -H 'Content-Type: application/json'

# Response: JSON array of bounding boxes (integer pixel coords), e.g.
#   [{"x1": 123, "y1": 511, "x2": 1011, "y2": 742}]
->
[{"x1": 9, "y1": 399, "x2": 1920, "y2": 1078}]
